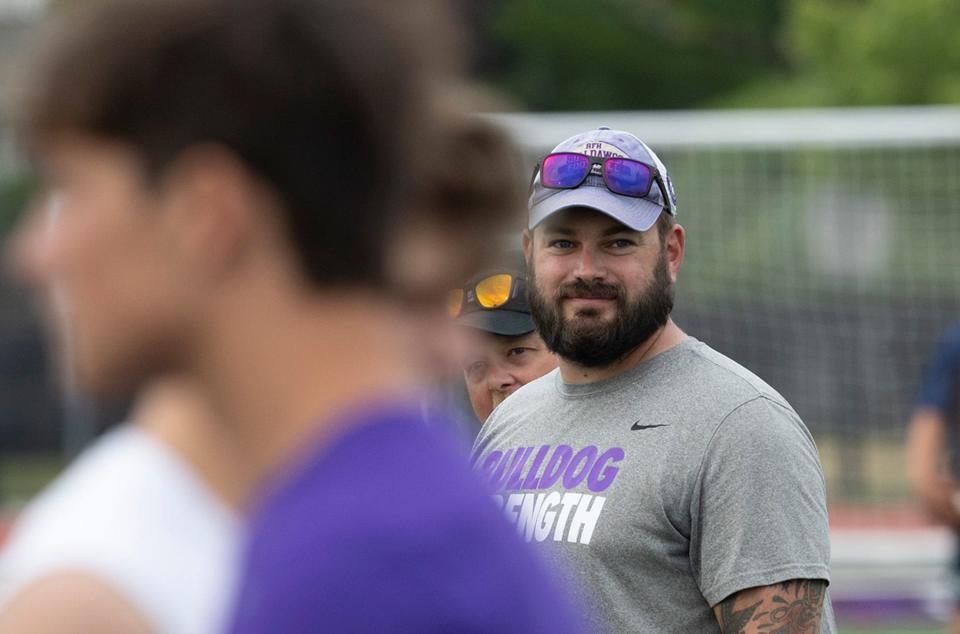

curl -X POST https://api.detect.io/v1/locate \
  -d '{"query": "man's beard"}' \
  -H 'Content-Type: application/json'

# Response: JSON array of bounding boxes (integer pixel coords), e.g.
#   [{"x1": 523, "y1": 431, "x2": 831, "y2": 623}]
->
[{"x1": 528, "y1": 251, "x2": 674, "y2": 368}]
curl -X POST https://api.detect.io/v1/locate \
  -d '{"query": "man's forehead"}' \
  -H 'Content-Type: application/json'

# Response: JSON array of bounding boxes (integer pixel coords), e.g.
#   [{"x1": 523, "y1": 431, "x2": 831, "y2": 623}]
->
[{"x1": 537, "y1": 207, "x2": 638, "y2": 236}]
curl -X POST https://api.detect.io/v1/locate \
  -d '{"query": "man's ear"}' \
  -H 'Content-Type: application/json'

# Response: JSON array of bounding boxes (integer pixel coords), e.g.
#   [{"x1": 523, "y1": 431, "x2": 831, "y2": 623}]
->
[
  {"x1": 665, "y1": 223, "x2": 685, "y2": 282},
  {"x1": 522, "y1": 228, "x2": 533, "y2": 266},
  {"x1": 159, "y1": 145, "x2": 258, "y2": 281}
]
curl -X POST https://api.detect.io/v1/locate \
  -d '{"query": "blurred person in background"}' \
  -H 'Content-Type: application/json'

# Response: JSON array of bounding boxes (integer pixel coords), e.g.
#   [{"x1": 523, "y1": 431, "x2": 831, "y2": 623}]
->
[
  {"x1": 907, "y1": 324, "x2": 960, "y2": 633},
  {"x1": 7, "y1": 0, "x2": 582, "y2": 632},
  {"x1": 473, "y1": 127, "x2": 834, "y2": 633},
  {"x1": 451, "y1": 253, "x2": 557, "y2": 423}
]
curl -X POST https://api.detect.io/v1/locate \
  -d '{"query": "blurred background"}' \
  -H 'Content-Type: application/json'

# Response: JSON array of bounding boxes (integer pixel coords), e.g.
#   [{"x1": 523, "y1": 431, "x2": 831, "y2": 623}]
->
[{"x1": 0, "y1": 1, "x2": 959, "y2": 632}]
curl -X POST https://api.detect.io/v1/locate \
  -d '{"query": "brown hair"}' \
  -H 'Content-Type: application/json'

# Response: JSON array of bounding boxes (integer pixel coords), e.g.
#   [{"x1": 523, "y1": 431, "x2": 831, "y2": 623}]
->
[
  {"x1": 656, "y1": 209, "x2": 676, "y2": 246},
  {"x1": 18, "y1": 0, "x2": 517, "y2": 289}
]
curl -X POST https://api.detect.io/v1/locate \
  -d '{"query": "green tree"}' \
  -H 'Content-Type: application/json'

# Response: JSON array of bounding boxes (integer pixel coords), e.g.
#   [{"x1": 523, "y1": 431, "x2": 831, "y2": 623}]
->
[
  {"x1": 479, "y1": 0, "x2": 786, "y2": 111},
  {"x1": 723, "y1": 0, "x2": 960, "y2": 107},
  {"x1": 0, "y1": 173, "x2": 35, "y2": 235}
]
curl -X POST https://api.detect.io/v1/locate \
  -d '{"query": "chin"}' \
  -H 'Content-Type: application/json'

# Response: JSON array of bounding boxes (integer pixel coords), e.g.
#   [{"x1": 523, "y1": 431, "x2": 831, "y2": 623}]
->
[
  {"x1": 68, "y1": 352, "x2": 153, "y2": 404},
  {"x1": 569, "y1": 308, "x2": 614, "y2": 321}
]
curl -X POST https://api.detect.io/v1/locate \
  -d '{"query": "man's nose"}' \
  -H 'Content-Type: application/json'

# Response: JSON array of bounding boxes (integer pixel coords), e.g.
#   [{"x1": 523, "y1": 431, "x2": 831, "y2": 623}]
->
[
  {"x1": 572, "y1": 244, "x2": 605, "y2": 281},
  {"x1": 5, "y1": 201, "x2": 56, "y2": 289},
  {"x1": 487, "y1": 364, "x2": 518, "y2": 393}
]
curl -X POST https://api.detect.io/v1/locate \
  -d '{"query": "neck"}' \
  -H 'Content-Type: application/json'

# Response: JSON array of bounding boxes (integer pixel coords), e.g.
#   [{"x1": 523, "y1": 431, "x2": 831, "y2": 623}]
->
[
  {"x1": 133, "y1": 377, "x2": 251, "y2": 509},
  {"x1": 194, "y1": 291, "x2": 421, "y2": 496},
  {"x1": 558, "y1": 318, "x2": 686, "y2": 385}
]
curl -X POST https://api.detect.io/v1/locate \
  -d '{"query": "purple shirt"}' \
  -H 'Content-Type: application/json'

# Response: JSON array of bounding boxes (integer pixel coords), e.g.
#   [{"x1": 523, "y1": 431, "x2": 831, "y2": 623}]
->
[{"x1": 227, "y1": 401, "x2": 583, "y2": 633}]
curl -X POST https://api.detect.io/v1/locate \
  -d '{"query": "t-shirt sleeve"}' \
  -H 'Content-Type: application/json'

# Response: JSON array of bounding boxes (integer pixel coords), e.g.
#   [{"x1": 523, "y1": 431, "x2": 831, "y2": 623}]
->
[
  {"x1": 690, "y1": 396, "x2": 831, "y2": 607},
  {"x1": 916, "y1": 329, "x2": 960, "y2": 413}
]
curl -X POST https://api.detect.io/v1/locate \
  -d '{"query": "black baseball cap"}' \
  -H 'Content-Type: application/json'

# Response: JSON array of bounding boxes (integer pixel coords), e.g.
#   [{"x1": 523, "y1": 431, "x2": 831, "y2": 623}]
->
[{"x1": 453, "y1": 257, "x2": 534, "y2": 337}]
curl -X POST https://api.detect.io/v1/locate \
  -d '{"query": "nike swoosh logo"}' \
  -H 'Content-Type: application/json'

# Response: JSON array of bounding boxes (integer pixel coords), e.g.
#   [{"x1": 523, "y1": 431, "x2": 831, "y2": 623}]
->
[{"x1": 631, "y1": 422, "x2": 669, "y2": 431}]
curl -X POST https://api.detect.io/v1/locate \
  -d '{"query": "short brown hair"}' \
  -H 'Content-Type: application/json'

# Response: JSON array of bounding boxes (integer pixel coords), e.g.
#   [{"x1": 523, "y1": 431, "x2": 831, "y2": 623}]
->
[
  {"x1": 655, "y1": 209, "x2": 676, "y2": 246},
  {"x1": 18, "y1": 0, "x2": 516, "y2": 289}
]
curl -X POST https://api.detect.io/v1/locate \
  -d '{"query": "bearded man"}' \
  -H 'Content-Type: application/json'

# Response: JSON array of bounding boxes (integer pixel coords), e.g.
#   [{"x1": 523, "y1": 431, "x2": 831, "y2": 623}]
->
[{"x1": 472, "y1": 128, "x2": 835, "y2": 633}]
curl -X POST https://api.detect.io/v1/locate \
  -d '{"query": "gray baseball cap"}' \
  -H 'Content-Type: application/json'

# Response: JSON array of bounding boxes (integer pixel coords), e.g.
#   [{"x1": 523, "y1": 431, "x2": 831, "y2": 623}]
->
[{"x1": 528, "y1": 127, "x2": 677, "y2": 231}]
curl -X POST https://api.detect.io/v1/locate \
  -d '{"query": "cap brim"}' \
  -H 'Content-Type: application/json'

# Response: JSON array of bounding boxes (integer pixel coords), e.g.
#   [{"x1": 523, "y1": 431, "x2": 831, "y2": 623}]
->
[
  {"x1": 456, "y1": 310, "x2": 535, "y2": 337},
  {"x1": 529, "y1": 187, "x2": 664, "y2": 231}
]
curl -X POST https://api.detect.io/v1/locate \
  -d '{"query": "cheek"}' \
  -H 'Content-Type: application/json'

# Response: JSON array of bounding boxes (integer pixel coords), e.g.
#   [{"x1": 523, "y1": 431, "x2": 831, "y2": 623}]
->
[
  {"x1": 531, "y1": 253, "x2": 565, "y2": 283},
  {"x1": 531, "y1": 268, "x2": 564, "y2": 304},
  {"x1": 32, "y1": 211, "x2": 117, "y2": 340},
  {"x1": 466, "y1": 382, "x2": 493, "y2": 420},
  {"x1": 45, "y1": 200, "x2": 188, "y2": 382},
  {"x1": 44, "y1": 194, "x2": 141, "y2": 287}
]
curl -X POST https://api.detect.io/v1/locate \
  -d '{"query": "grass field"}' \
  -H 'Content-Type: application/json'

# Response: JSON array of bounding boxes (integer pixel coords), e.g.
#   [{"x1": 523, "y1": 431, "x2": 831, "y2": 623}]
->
[{"x1": 0, "y1": 452, "x2": 64, "y2": 507}]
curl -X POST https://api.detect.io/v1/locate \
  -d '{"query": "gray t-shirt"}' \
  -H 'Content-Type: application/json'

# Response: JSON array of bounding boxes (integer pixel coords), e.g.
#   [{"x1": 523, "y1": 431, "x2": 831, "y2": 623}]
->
[{"x1": 473, "y1": 338, "x2": 834, "y2": 633}]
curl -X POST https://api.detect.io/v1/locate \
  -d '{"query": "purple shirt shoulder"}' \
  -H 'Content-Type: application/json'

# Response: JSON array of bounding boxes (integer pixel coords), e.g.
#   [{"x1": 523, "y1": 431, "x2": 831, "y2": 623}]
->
[{"x1": 228, "y1": 401, "x2": 583, "y2": 633}]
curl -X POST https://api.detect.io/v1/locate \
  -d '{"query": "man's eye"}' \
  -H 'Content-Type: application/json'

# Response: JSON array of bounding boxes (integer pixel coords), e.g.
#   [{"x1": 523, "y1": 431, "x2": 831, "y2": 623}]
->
[
  {"x1": 609, "y1": 239, "x2": 634, "y2": 249},
  {"x1": 506, "y1": 347, "x2": 529, "y2": 358},
  {"x1": 549, "y1": 239, "x2": 574, "y2": 249}
]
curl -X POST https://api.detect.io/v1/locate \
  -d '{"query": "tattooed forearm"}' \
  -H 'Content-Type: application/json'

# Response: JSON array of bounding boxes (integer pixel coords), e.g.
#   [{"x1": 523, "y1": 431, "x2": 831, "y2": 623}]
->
[{"x1": 714, "y1": 579, "x2": 826, "y2": 633}]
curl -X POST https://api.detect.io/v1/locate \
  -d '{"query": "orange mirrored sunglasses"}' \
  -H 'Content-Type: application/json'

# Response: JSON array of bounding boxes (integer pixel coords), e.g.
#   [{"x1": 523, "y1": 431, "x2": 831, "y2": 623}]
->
[{"x1": 447, "y1": 273, "x2": 516, "y2": 318}]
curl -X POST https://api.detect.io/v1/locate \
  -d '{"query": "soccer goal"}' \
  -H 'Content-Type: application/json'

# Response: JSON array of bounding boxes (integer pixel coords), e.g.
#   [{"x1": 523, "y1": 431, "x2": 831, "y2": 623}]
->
[{"x1": 492, "y1": 106, "x2": 960, "y2": 627}]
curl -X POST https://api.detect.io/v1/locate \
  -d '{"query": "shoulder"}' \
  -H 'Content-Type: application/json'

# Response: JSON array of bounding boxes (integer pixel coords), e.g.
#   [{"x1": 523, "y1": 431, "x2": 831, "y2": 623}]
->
[
  {"x1": 707, "y1": 395, "x2": 818, "y2": 458},
  {"x1": 252, "y1": 410, "x2": 497, "y2": 544},
  {"x1": 684, "y1": 340, "x2": 791, "y2": 404},
  {"x1": 0, "y1": 426, "x2": 154, "y2": 574},
  {"x1": 664, "y1": 340, "x2": 801, "y2": 427},
  {"x1": 646, "y1": 341, "x2": 817, "y2": 462},
  {"x1": 0, "y1": 425, "x2": 240, "y2": 633},
  {"x1": 931, "y1": 324, "x2": 960, "y2": 361},
  {"x1": 941, "y1": 323, "x2": 960, "y2": 347},
  {"x1": 238, "y1": 408, "x2": 579, "y2": 632}
]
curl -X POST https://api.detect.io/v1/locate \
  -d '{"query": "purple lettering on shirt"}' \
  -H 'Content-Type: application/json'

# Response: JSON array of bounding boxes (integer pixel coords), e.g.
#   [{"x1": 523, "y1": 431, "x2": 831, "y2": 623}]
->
[
  {"x1": 539, "y1": 445, "x2": 573, "y2": 489},
  {"x1": 487, "y1": 448, "x2": 514, "y2": 491},
  {"x1": 504, "y1": 447, "x2": 535, "y2": 491},
  {"x1": 521, "y1": 445, "x2": 551, "y2": 490},
  {"x1": 478, "y1": 451, "x2": 503, "y2": 484},
  {"x1": 587, "y1": 447, "x2": 624, "y2": 492},
  {"x1": 562, "y1": 446, "x2": 598, "y2": 489}
]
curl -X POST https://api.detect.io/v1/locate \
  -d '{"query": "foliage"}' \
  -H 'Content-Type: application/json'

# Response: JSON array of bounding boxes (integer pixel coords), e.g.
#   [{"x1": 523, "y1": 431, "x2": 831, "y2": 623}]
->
[
  {"x1": 0, "y1": 173, "x2": 35, "y2": 236},
  {"x1": 723, "y1": 0, "x2": 960, "y2": 107},
  {"x1": 477, "y1": 0, "x2": 960, "y2": 110},
  {"x1": 786, "y1": 0, "x2": 960, "y2": 105},
  {"x1": 478, "y1": 0, "x2": 785, "y2": 111}
]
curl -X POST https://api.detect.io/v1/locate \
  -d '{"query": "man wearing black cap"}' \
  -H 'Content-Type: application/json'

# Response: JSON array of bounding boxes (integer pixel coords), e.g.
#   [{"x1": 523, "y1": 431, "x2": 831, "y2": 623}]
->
[
  {"x1": 451, "y1": 259, "x2": 557, "y2": 422},
  {"x1": 473, "y1": 128, "x2": 834, "y2": 633}
]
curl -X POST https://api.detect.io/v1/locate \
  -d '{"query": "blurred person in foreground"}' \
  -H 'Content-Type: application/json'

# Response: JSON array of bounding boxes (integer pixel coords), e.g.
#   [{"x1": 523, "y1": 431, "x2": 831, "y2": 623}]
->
[
  {"x1": 473, "y1": 128, "x2": 835, "y2": 633},
  {"x1": 907, "y1": 324, "x2": 960, "y2": 633},
  {"x1": 451, "y1": 254, "x2": 557, "y2": 423},
  {"x1": 1, "y1": 146, "x2": 246, "y2": 633},
  {"x1": 0, "y1": 377, "x2": 245, "y2": 633},
  {"x1": 6, "y1": 0, "x2": 582, "y2": 632}
]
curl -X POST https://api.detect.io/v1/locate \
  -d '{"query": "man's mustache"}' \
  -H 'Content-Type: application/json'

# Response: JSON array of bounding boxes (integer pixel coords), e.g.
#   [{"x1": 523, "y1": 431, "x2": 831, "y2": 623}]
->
[{"x1": 556, "y1": 280, "x2": 622, "y2": 301}]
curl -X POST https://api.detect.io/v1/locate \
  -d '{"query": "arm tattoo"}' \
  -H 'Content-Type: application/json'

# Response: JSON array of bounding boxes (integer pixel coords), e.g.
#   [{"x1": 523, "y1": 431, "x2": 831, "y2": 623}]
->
[{"x1": 716, "y1": 579, "x2": 826, "y2": 633}]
